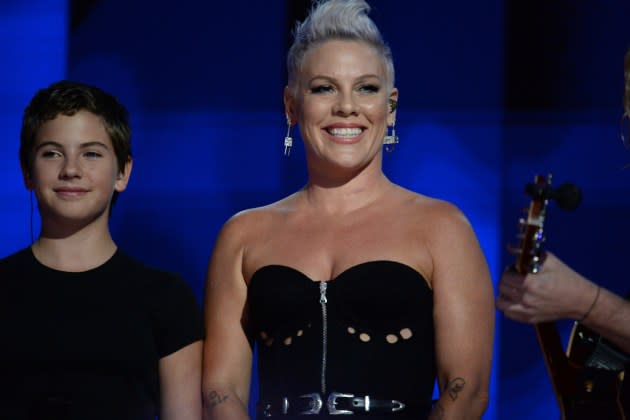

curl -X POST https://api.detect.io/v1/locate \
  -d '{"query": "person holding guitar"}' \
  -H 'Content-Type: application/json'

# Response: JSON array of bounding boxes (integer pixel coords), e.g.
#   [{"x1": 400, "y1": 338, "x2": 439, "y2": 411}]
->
[
  {"x1": 496, "y1": 49, "x2": 630, "y2": 355},
  {"x1": 496, "y1": 50, "x2": 630, "y2": 420},
  {"x1": 497, "y1": 251, "x2": 630, "y2": 354}
]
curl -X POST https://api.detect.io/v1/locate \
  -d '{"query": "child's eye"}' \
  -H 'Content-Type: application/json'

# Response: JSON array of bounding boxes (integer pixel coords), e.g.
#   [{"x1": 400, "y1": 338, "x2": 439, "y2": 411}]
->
[
  {"x1": 84, "y1": 151, "x2": 103, "y2": 158},
  {"x1": 310, "y1": 85, "x2": 334, "y2": 94},
  {"x1": 40, "y1": 150, "x2": 61, "y2": 158}
]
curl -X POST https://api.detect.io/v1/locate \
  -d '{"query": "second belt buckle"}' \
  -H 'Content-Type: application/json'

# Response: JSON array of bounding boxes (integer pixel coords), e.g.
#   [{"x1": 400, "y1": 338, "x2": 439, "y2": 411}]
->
[
  {"x1": 327, "y1": 392, "x2": 355, "y2": 415},
  {"x1": 298, "y1": 393, "x2": 323, "y2": 415}
]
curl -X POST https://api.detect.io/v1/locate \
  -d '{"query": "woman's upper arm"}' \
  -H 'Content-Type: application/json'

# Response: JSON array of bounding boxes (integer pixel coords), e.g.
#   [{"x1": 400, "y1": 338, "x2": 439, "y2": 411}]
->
[
  {"x1": 159, "y1": 340, "x2": 203, "y2": 420},
  {"x1": 203, "y1": 215, "x2": 253, "y2": 408},
  {"x1": 429, "y1": 205, "x2": 494, "y2": 410}
]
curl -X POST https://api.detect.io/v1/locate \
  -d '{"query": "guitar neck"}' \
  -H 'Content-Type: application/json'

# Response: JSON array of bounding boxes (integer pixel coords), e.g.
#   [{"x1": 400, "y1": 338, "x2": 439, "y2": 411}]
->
[{"x1": 535, "y1": 322, "x2": 579, "y2": 393}]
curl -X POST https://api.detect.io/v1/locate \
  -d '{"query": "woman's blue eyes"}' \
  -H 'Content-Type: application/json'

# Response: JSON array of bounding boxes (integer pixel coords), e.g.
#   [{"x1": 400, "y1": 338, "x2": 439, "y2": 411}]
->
[
  {"x1": 309, "y1": 84, "x2": 381, "y2": 94},
  {"x1": 310, "y1": 85, "x2": 334, "y2": 94},
  {"x1": 359, "y1": 84, "x2": 380, "y2": 93}
]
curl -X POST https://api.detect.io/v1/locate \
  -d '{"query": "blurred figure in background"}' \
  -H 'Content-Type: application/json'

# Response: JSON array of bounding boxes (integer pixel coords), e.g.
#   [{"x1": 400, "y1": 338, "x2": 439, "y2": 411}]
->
[{"x1": 497, "y1": 49, "x2": 630, "y2": 354}]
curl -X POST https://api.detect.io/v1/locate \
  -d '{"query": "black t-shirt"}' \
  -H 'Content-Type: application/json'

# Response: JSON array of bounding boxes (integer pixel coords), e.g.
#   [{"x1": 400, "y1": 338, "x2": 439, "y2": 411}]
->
[{"x1": 0, "y1": 247, "x2": 203, "y2": 420}]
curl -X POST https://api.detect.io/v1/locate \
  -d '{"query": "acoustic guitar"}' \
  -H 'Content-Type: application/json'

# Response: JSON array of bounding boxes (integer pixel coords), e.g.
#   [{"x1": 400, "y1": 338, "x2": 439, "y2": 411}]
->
[{"x1": 512, "y1": 174, "x2": 629, "y2": 419}]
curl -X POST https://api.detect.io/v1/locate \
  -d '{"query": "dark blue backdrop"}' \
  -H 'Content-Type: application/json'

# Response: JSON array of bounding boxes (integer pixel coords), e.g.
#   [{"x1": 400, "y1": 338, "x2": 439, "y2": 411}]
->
[{"x1": 2, "y1": 1, "x2": 629, "y2": 419}]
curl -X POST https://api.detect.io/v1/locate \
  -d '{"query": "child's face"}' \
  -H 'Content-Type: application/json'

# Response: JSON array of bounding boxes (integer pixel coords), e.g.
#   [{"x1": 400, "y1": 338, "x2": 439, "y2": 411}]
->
[{"x1": 28, "y1": 110, "x2": 131, "y2": 227}]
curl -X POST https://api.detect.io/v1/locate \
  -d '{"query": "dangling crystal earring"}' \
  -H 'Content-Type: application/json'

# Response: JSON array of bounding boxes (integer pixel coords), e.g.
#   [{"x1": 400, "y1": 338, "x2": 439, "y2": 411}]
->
[
  {"x1": 284, "y1": 115, "x2": 293, "y2": 156},
  {"x1": 383, "y1": 119, "x2": 398, "y2": 152},
  {"x1": 383, "y1": 99, "x2": 399, "y2": 152}
]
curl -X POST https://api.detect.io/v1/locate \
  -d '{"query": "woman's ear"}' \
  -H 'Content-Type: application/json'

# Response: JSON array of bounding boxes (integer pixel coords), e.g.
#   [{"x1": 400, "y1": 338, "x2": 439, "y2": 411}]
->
[
  {"x1": 283, "y1": 86, "x2": 297, "y2": 125},
  {"x1": 389, "y1": 99, "x2": 397, "y2": 113},
  {"x1": 388, "y1": 88, "x2": 399, "y2": 125}
]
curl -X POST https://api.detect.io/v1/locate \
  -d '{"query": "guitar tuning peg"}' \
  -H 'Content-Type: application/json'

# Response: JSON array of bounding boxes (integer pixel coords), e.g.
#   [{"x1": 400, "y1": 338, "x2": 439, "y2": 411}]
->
[{"x1": 528, "y1": 263, "x2": 542, "y2": 274}]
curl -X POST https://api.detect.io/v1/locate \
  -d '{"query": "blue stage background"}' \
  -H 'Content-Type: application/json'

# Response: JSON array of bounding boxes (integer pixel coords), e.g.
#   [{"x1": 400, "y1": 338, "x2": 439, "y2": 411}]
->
[{"x1": 1, "y1": 1, "x2": 630, "y2": 418}]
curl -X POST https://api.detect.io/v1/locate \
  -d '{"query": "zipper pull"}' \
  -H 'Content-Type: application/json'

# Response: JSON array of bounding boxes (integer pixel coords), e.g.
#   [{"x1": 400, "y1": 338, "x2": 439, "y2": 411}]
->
[{"x1": 319, "y1": 281, "x2": 327, "y2": 304}]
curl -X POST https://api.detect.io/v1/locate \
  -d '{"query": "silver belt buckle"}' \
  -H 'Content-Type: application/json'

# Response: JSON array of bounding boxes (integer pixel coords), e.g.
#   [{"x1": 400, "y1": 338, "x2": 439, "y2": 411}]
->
[
  {"x1": 262, "y1": 397, "x2": 290, "y2": 417},
  {"x1": 298, "y1": 392, "x2": 323, "y2": 415},
  {"x1": 327, "y1": 392, "x2": 354, "y2": 415},
  {"x1": 391, "y1": 399, "x2": 405, "y2": 412}
]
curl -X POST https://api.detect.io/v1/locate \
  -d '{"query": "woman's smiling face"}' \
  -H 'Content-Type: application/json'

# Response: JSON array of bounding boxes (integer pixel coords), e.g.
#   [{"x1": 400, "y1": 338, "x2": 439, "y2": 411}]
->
[{"x1": 286, "y1": 39, "x2": 397, "y2": 173}]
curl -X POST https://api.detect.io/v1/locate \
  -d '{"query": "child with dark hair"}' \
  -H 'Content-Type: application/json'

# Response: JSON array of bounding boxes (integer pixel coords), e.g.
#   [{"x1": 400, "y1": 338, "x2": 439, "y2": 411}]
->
[{"x1": 0, "y1": 81, "x2": 203, "y2": 420}]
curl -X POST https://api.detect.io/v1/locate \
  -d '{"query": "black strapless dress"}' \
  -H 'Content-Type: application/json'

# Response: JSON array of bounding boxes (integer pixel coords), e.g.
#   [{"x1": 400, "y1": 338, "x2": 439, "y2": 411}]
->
[{"x1": 248, "y1": 261, "x2": 435, "y2": 419}]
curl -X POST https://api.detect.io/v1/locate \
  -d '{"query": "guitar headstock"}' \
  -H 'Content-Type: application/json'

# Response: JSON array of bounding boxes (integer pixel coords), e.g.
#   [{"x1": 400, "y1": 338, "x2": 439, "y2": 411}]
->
[
  {"x1": 511, "y1": 174, "x2": 552, "y2": 275},
  {"x1": 510, "y1": 175, "x2": 582, "y2": 275}
]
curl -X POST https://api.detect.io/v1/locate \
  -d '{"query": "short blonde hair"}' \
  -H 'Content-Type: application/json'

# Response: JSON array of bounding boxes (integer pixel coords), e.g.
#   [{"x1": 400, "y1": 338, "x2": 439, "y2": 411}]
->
[{"x1": 287, "y1": 0, "x2": 395, "y2": 94}]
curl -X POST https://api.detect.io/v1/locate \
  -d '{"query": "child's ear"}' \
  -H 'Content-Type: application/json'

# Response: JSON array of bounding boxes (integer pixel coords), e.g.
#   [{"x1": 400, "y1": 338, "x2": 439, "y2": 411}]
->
[
  {"x1": 114, "y1": 157, "x2": 133, "y2": 192},
  {"x1": 21, "y1": 165, "x2": 33, "y2": 190}
]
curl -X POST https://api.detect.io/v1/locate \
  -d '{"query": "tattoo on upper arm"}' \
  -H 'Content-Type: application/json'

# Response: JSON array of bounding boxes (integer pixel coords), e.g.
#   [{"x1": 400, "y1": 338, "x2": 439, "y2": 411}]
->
[
  {"x1": 444, "y1": 377, "x2": 466, "y2": 401},
  {"x1": 206, "y1": 390, "x2": 229, "y2": 409}
]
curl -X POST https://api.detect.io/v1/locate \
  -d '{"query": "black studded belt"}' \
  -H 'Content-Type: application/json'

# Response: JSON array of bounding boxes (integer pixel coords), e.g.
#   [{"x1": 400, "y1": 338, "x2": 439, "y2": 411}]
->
[{"x1": 258, "y1": 392, "x2": 408, "y2": 416}]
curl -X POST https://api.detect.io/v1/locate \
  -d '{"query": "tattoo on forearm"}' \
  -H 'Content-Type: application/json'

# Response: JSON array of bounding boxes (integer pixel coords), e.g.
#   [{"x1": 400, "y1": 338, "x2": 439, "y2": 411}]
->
[
  {"x1": 206, "y1": 390, "x2": 229, "y2": 409},
  {"x1": 444, "y1": 377, "x2": 466, "y2": 401}
]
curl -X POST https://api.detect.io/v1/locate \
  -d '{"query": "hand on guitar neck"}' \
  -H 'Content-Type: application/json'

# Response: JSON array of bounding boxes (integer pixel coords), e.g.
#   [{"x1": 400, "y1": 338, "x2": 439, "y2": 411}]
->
[
  {"x1": 497, "y1": 251, "x2": 598, "y2": 323},
  {"x1": 496, "y1": 251, "x2": 630, "y2": 354}
]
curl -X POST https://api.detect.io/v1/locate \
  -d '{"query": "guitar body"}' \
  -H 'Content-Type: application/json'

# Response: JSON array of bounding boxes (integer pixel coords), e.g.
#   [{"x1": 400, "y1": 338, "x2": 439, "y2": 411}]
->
[
  {"x1": 560, "y1": 378, "x2": 627, "y2": 420},
  {"x1": 558, "y1": 362, "x2": 627, "y2": 420},
  {"x1": 514, "y1": 175, "x2": 629, "y2": 419},
  {"x1": 563, "y1": 323, "x2": 630, "y2": 419}
]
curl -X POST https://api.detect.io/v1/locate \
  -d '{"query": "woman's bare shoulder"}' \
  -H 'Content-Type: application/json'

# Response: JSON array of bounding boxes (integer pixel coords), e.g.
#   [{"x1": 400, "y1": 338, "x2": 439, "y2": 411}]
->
[
  {"x1": 217, "y1": 194, "x2": 300, "y2": 243},
  {"x1": 393, "y1": 185, "x2": 466, "y2": 222},
  {"x1": 388, "y1": 188, "x2": 477, "y2": 254}
]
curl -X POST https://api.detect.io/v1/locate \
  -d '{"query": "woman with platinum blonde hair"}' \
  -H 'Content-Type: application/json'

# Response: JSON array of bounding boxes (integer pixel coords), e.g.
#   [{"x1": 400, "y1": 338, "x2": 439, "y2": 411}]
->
[{"x1": 203, "y1": 1, "x2": 494, "y2": 418}]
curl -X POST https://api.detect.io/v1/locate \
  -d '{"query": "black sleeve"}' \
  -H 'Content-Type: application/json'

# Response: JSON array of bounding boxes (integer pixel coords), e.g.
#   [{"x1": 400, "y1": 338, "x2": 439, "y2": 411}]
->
[{"x1": 151, "y1": 272, "x2": 204, "y2": 358}]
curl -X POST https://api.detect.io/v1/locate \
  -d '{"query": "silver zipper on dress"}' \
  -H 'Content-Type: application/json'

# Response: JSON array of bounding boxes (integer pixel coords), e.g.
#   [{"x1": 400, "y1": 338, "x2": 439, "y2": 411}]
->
[{"x1": 319, "y1": 281, "x2": 328, "y2": 395}]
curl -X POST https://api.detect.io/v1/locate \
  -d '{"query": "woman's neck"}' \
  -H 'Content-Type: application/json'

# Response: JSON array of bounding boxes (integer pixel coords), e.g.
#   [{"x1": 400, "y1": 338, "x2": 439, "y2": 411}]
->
[{"x1": 303, "y1": 165, "x2": 393, "y2": 215}]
